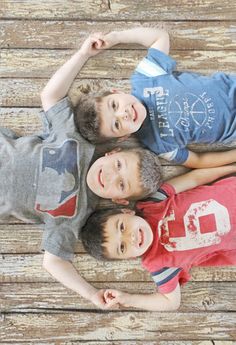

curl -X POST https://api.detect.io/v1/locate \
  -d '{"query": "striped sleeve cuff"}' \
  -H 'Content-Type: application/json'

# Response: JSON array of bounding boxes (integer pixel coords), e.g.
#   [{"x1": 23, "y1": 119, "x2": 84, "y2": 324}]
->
[
  {"x1": 136, "y1": 57, "x2": 167, "y2": 77},
  {"x1": 151, "y1": 267, "x2": 182, "y2": 293}
]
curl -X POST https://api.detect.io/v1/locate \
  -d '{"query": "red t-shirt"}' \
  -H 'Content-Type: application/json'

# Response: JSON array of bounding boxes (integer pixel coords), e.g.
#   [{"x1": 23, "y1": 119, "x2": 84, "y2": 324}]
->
[{"x1": 138, "y1": 176, "x2": 236, "y2": 294}]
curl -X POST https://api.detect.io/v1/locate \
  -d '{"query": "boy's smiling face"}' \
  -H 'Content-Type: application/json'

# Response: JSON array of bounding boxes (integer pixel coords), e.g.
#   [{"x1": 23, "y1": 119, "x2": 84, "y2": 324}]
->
[
  {"x1": 103, "y1": 211, "x2": 153, "y2": 259},
  {"x1": 98, "y1": 92, "x2": 147, "y2": 138},
  {"x1": 86, "y1": 150, "x2": 142, "y2": 204}
]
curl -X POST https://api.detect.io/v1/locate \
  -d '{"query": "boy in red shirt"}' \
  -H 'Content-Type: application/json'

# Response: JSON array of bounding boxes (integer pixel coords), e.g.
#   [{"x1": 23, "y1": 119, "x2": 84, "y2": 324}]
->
[{"x1": 81, "y1": 165, "x2": 236, "y2": 311}]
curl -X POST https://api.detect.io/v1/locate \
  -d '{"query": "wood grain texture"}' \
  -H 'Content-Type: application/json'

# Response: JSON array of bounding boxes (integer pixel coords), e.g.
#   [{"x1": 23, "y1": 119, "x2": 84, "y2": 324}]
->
[
  {"x1": 1, "y1": 0, "x2": 235, "y2": 20},
  {"x1": 1, "y1": 49, "x2": 236, "y2": 79},
  {"x1": 0, "y1": 343, "x2": 234, "y2": 345},
  {"x1": 0, "y1": 312, "x2": 236, "y2": 341},
  {"x1": 0, "y1": 78, "x2": 130, "y2": 107},
  {"x1": 1, "y1": 282, "x2": 236, "y2": 312},
  {"x1": 1, "y1": 253, "x2": 236, "y2": 283},
  {"x1": 1, "y1": 20, "x2": 235, "y2": 50}
]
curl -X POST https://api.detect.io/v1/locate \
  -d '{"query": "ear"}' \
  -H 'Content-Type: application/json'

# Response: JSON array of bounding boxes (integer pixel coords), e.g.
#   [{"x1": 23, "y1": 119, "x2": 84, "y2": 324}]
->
[
  {"x1": 105, "y1": 147, "x2": 121, "y2": 156},
  {"x1": 112, "y1": 198, "x2": 129, "y2": 206},
  {"x1": 120, "y1": 208, "x2": 135, "y2": 215}
]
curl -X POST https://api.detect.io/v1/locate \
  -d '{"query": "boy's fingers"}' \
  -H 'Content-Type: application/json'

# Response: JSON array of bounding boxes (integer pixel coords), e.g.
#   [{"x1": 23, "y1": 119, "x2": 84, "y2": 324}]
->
[
  {"x1": 104, "y1": 290, "x2": 115, "y2": 301},
  {"x1": 104, "y1": 299, "x2": 119, "y2": 309},
  {"x1": 94, "y1": 40, "x2": 103, "y2": 49},
  {"x1": 104, "y1": 290, "x2": 110, "y2": 298}
]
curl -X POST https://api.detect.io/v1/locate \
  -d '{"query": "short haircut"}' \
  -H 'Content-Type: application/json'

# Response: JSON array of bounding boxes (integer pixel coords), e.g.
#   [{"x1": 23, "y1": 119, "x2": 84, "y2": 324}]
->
[
  {"x1": 124, "y1": 147, "x2": 162, "y2": 199},
  {"x1": 73, "y1": 93, "x2": 112, "y2": 144},
  {"x1": 81, "y1": 208, "x2": 120, "y2": 261}
]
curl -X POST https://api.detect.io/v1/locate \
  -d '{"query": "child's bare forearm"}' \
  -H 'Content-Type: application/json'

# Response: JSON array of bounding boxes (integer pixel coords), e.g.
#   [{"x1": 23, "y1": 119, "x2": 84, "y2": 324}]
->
[
  {"x1": 184, "y1": 149, "x2": 236, "y2": 169},
  {"x1": 106, "y1": 27, "x2": 168, "y2": 48},
  {"x1": 41, "y1": 34, "x2": 103, "y2": 112},
  {"x1": 43, "y1": 251, "x2": 96, "y2": 300},
  {"x1": 123, "y1": 291, "x2": 180, "y2": 311},
  {"x1": 169, "y1": 165, "x2": 236, "y2": 194},
  {"x1": 105, "y1": 285, "x2": 181, "y2": 311},
  {"x1": 41, "y1": 50, "x2": 88, "y2": 111}
]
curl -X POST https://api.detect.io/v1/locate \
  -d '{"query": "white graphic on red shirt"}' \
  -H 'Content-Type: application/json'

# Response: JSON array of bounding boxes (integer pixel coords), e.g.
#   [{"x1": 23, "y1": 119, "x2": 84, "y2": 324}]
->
[{"x1": 158, "y1": 199, "x2": 231, "y2": 251}]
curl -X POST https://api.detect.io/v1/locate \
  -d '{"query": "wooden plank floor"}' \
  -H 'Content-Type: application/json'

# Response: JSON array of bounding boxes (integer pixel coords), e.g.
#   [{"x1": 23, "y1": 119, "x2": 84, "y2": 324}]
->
[{"x1": 0, "y1": 1, "x2": 236, "y2": 343}]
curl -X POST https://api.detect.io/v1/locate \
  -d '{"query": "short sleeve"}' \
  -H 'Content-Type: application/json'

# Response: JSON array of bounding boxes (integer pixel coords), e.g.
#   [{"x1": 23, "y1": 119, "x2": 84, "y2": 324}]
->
[
  {"x1": 144, "y1": 182, "x2": 175, "y2": 201},
  {"x1": 159, "y1": 147, "x2": 189, "y2": 164},
  {"x1": 151, "y1": 267, "x2": 191, "y2": 294},
  {"x1": 40, "y1": 97, "x2": 76, "y2": 135},
  {"x1": 159, "y1": 183, "x2": 176, "y2": 197},
  {"x1": 41, "y1": 222, "x2": 77, "y2": 261},
  {"x1": 133, "y1": 48, "x2": 176, "y2": 78}
]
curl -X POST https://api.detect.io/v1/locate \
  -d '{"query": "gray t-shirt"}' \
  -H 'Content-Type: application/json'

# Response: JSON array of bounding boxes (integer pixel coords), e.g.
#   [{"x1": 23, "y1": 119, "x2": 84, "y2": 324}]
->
[{"x1": 0, "y1": 97, "x2": 98, "y2": 259}]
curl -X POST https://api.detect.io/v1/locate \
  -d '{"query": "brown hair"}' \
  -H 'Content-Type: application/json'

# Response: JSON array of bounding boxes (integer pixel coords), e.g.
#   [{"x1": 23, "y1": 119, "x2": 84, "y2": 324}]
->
[
  {"x1": 73, "y1": 93, "x2": 113, "y2": 144},
  {"x1": 124, "y1": 147, "x2": 162, "y2": 199}
]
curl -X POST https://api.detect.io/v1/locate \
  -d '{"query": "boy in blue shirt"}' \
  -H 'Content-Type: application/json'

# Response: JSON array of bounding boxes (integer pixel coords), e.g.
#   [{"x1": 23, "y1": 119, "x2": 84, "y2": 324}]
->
[{"x1": 76, "y1": 27, "x2": 236, "y2": 168}]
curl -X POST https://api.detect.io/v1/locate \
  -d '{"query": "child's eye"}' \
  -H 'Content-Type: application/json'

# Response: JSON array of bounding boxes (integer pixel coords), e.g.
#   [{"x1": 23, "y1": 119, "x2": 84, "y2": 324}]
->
[
  {"x1": 117, "y1": 159, "x2": 122, "y2": 170},
  {"x1": 120, "y1": 242, "x2": 125, "y2": 253},
  {"x1": 112, "y1": 101, "x2": 117, "y2": 110},
  {"x1": 119, "y1": 180, "x2": 125, "y2": 191},
  {"x1": 120, "y1": 222, "x2": 124, "y2": 232},
  {"x1": 115, "y1": 120, "x2": 120, "y2": 130}
]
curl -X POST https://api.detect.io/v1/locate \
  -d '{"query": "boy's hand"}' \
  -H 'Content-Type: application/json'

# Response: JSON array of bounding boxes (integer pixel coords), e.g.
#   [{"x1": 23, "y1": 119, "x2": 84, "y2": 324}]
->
[
  {"x1": 101, "y1": 31, "x2": 119, "y2": 49},
  {"x1": 104, "y1": 289, "x2": 129, "y2": 307},
  {"x1": 89, "y1": 289, "x2": 108, "y2": 309},
  {"x1": 80, "y1": 33, "x2": 105, "y2": 58}
]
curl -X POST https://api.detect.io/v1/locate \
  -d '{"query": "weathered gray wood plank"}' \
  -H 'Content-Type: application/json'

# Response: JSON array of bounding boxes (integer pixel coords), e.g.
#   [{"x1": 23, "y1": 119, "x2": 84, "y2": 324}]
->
[
  {"x1": 0, "y1": 78, "x2": 129, "y2": 107},
  {"x1": 1, "y1": 253, "x2": 236, "y2": 283},
  {"x1": 1, "y1": 339, "x2": 232, "y2": 345},
  {"x1": 1, "y1": 282, "x2": 236, "y2": 312},
  {"x1": 1, "y1": 20, "x2": 235, "y2": 50},
  {"x1": 0, "y1": 342, "x2": 231, "y2": 345},
  {"x1": 1, "y1": 340, "x2": 227, "y2": 345},
  {"x1": 1, "y1": 49, "x2": 236, "y2": 79},
  {"x1": 0, "y1": 312, "x2": 236, "y2": 341},
  {"x1": 1, "y1": 0, "x2": 235, "y2": 20}
]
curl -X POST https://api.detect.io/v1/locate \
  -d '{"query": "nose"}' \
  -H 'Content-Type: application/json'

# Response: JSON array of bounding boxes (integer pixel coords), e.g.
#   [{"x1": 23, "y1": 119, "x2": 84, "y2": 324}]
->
[
  {"x1": 123, "y1": 231, "x2": 135, "y2": 245},
  {"x1": 104, "y1": 168, "x2": 116, "y2": 184},
  {"x1": 116, "y1": 109, "x2": 130, "y2": 121},
  {"x1": 131, "y1": 232, "x2": 136, "y2": 245},
  {"x1": 103, "y1": 166, "x2": 119, "y2": 191}
]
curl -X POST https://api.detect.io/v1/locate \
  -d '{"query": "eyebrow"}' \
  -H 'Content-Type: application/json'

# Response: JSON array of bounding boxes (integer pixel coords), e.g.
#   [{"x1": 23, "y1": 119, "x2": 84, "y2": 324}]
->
[
  {"x1": 107, "y1": 98, "x2": 118, "y2": 135},
  {"x1": 124, "y1": 157, "x2": 131, "y2": 192},
  {"x1": 115, "y1": 219, "x2": 120, "y2": 256},
  {"x1": 107, "y1": 99, "x2": 116, "y2": 134}
]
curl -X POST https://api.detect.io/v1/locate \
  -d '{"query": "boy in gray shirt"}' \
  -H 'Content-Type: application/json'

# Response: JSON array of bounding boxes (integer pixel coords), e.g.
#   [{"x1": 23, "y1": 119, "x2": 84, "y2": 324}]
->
[{"x1": 1, "y1": 34, "x2": 161, "y2": 308}]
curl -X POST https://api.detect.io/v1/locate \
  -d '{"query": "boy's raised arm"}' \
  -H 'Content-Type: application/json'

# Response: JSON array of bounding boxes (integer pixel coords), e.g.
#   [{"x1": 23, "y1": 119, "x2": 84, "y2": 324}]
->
[
  {"x1": 40, "y1": 34, "x2": 104, "y2": 112},
  {"x1": 43, "y1": 251, "x2": 106, "y2": 308},
  {"x1": 102, "y1": 27, "x2": 169, "y2": 54},
  {"x1": 184, "y1": 149, "x2": 236, "y2": 169},
  {"x1": 104, "y1": 284, "x2": 181, "y2": 311},
  {"x1": 168, "y1": 164, "x2": 236, "y2": 194}
]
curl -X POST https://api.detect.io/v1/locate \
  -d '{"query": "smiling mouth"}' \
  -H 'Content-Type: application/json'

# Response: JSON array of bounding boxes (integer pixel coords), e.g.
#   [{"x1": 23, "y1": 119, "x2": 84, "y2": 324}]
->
[
  {"x1": 138, "y1": 229, "x2": 144, "y2": 247},
  {"x1": 98, "y1": 169, "x2": 104, "y2": 188},
  {"x1": 132, "y1": 105, "x2": 138, "y2": 122}
]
